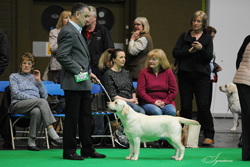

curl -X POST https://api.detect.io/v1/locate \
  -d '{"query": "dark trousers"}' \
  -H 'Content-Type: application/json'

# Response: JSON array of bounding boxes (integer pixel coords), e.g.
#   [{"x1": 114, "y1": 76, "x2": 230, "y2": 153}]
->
[
  {"x1": 178, "y1": 72, "x2": 215, "y2": 139},
  {"x1": 63, "y1": 90, "x2": 95, "y2": 156},
  {"x1": 236, "y1": 84, "x2": 250, "y2": 161},
  {"x1": 198, "y1": 81, "x2": 214, "y2": 127}
]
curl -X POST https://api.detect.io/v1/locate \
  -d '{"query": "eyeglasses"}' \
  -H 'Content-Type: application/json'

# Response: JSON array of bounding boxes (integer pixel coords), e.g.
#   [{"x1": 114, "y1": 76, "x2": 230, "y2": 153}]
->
[
  {"x1": 149, "y1": 57, "x2": 159, "y2": 61},
  {"x1": 134, "y1": 23, "x2": 142, "y2": 26},
  {"x1": 192, "y1": 19, "x2": 202, "y2": 23},
  {"x1": 22, "y1": 62, "x2": 32, "y2": 66}
]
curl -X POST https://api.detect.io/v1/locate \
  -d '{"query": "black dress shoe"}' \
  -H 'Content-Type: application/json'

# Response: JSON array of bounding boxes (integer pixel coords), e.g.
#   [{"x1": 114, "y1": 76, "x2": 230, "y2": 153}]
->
[
  {"x1": 63, "y1": 153, "x2": 84, "y2": 160},
  {"x1": 49, "y1": 136, "x2": 63, "y2": 146},
  {"x1": 83, "y1": 151, "x2": 106, "y2": 158},
  {"x1": 27, "y1": 145, "x2": 40, "y2": 151}
]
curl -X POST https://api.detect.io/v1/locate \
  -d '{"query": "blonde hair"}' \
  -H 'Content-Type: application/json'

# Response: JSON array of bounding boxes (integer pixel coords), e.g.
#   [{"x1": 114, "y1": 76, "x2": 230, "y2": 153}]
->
[
  {"x1": 56, "y1": 11, "x2": 71, "y2": 29},
  {"x1": 132, "y1": 17, "x2": 150, "y2": 34},
  {"x1": 145, "y1": 49, "x2": 170, "y2": 69},
  {"x1": 98, "y1": 48, "x2": 113, "y2": 70},
  {"x1": 190, "y1": 10, "x2": 208, "y2": 29}
]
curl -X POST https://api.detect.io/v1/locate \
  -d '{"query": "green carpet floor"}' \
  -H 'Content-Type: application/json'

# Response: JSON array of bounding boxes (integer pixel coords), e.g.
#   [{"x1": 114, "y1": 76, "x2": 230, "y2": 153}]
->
[{"x1": 0, "y1": 148, "x2": 249, "y2": 167}]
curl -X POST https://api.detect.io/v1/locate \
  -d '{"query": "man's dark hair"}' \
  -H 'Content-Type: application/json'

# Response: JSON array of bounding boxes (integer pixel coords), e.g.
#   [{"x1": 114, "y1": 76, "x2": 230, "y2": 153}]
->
[{"x1": 71, "y1": 2, "x2": 89, "y2": 16}]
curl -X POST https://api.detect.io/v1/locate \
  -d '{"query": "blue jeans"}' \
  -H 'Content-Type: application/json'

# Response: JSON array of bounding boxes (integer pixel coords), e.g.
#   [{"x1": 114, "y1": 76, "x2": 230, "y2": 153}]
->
[
  {"x1": 127, "y1": 102, "x2": 145, "y2": 114},
  {"x1": 142, "y1": 103, "x2": 176, "y2": 116}
]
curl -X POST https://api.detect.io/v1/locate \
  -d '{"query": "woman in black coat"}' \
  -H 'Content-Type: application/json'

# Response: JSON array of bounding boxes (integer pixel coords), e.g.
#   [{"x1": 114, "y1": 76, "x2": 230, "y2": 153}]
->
[{"x1": 172, "y1": 10, "x2": 214, "y2": 145}]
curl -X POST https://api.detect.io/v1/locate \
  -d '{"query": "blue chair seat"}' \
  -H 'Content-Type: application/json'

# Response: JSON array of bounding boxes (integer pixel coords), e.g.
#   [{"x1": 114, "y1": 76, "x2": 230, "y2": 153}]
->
[{"x1": 0, "y1": 81, "x2": 9, "y2": 92}]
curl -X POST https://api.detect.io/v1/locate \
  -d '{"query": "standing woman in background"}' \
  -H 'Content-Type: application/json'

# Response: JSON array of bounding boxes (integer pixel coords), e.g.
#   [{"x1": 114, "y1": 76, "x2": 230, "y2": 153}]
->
[
  {"x1": 172, "y1": 10, "x2": 214, "y2": 145},
  {"x1": 43, "y1": 11, "x2": 71, "y2": 83},
  {"x1": 233, "y1": 35, "x2": 250, "y2": 161},
  {"x1": 127, "y1": 17, "x2": 153, "y2": 81}
]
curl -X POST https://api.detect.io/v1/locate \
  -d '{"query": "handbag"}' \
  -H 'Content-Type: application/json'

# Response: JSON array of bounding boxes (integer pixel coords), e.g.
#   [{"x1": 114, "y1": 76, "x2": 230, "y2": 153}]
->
[
  {"x1": 181, "y1": 124, "x2": 201, "y2": 148},
  {"x1": 170, "y1": 59, "x2": 179, "y2": 75},
  {"x1": 171, "y1": 32, "x2": 187, "y2": 75}
]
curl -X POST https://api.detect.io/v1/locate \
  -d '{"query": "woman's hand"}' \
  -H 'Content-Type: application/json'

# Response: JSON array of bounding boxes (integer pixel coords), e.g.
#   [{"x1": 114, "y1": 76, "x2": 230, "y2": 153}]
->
[
  {"x1": 130, "y1": 97, "x2": 139, "y2": 104},
  {"x1": 192, "y1": 41, "x2": 203, "y2": 51},
  {"x1": 33, "y1": 70, "x2": 41, "y2": 83},
  {"x1": 130, "y1": 30, "x2": 140, "y2": 41},
  {"x1": 189, "y1": 47, "x2": 197, "y2": 53},
  {"x1": 155, "y1": 100, "x2": 166, "y2": 108}
]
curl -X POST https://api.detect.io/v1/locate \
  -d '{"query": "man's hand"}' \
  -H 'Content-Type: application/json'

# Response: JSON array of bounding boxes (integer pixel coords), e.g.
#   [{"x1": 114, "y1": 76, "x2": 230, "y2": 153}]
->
[
  {"x1": 33, "y1": 70, "x2": 41, "y2": 83},
  {"x1": 90, "y1": 73, "x2": 99, "y2": 83}
]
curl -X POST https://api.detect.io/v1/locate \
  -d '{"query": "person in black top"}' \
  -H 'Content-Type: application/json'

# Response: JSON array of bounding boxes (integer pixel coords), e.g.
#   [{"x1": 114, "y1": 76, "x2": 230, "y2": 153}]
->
[
  {"x1": 104, "y1": 49, "x2": 144, "y2": 148},
  {"x1": 172, "y1": 10, "x2": 215, "y2": 146},
  {"x1": 81, "y1": 6, "x2": 114, "y2": 141}
]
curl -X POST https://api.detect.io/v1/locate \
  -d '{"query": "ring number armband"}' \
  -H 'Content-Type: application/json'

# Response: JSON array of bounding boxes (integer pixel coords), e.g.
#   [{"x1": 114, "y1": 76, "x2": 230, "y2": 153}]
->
[{"x1": 75, "y1": 72, "x2": 89, "y2": 83}]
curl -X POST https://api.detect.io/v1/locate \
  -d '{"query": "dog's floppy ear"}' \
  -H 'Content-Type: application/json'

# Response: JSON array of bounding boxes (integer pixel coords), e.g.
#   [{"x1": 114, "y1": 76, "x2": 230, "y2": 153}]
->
[
  {"x1": 122, "y1": 103, "x2": 129, "y2": 116},
  {"x1": 228, "y1": 84, "x2": 236, "y2": 94}
]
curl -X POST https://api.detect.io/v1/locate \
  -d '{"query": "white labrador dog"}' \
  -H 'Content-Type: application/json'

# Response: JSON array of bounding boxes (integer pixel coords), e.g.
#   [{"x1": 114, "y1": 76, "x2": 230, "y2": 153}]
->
[
  {"x1": 108, "y1": 99, "x2": 199, "y2": 161},
  {"x1": 219, "y1": 83, "x2": 241, "y2": 132}
]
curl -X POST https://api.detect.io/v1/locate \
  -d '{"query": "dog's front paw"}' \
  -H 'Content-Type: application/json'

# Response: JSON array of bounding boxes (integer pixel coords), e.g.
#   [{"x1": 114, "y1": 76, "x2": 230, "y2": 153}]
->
[
  {"x1": 230, "y1": 127, "x2": 236, "y2": 132},
  {"x1": 125, "y1": 156, "x2": 132, "y2": 160},
  {"x1": 175, "y1": 157, "x2": 183, "y2": 161},
  {"x1": 131, "y1": 157, "x2": 138, "y2": 161},
  {"x1": 171, "y1": 156, "x2": 177, "y2": 159}
]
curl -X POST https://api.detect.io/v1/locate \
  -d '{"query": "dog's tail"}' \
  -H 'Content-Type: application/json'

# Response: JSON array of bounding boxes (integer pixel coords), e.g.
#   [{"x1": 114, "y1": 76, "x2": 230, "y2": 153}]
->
[{"x1": 177, "y1": 117, "x2": 200, "y2": 125}]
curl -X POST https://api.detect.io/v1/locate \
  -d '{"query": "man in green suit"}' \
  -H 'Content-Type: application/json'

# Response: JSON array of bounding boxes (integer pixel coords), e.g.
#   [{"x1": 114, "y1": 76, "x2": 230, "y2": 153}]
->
[{"x1": 57, "y1": 2, "x2": 106, "y2": 160}]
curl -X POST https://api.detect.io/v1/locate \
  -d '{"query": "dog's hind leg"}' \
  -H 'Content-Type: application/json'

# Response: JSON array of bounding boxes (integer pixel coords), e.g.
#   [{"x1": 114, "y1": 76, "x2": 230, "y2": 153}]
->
[
  {"x1": 168, "y1": 134, "x2": 185, "y2": 161},
  {"x1": 231, "y1": 113, "x2": 238, "y2": 132},
  {"x1": 131, "y1": 137, "x2": 140, "y2": 161},
  {"x1": 175, "y1": 143, "x2": 185, "y2": 161},
  {"x1": 170, "y1": 142, "x2": 179, "y2": 160}
]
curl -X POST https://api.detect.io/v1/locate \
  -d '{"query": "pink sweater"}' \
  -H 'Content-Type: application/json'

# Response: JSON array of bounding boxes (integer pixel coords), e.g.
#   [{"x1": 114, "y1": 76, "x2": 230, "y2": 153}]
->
[{"x1": 137, "y1": 67, "x2": 178, "y2": 105}]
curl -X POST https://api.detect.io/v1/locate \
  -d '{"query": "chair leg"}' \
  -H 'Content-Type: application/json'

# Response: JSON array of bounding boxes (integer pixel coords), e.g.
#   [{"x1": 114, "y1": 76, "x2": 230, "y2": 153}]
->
[
  {"x1": 59, "y1": 118, "x2": 63, "y2": 131},
  {"x1": 107, "y1": 117, "x2": 115, "y2": 147},
  {"x1": 143, "y1": 142, "x2": 147, "y2": 148},
  {"x1": 104, "y1": 114, "x2": 115, "y2": 147},
  {"x1": 45, "y1": 128, "x2": 50, "y2": 149},
  {"x1": 9, "y1": 119, "x2": 15, "y2": 149}
]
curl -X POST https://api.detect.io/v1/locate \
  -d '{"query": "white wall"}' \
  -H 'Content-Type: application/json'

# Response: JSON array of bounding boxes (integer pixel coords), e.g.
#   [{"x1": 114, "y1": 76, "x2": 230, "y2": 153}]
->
[{"x1": 207, "y1": 0, "x2": 250, "y2": 116}]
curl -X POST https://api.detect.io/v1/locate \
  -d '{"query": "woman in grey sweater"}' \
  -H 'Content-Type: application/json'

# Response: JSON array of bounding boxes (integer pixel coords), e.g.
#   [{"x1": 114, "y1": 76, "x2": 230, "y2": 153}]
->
[{"x1": 9, "y1": 52, "x2": 62, "y2": 151}]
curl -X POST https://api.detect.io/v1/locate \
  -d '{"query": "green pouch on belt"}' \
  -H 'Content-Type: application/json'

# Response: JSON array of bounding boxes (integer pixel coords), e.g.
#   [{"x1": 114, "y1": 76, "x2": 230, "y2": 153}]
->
[{"x1": 75, "y1": 72, "x2": 89, "y2": 83}]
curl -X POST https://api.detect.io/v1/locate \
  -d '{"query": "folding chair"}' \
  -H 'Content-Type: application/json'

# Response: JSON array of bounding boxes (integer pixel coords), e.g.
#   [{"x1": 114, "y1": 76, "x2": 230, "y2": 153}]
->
[
  {"x1": 91, "y1": 84, "x2": 115, "y2": 147},
  {"x1": 45, "y1": 84, "x2": 65, "y2": 135},
  {"x1": 9, "y1": 114, "x2": 50, "y2": 149}
]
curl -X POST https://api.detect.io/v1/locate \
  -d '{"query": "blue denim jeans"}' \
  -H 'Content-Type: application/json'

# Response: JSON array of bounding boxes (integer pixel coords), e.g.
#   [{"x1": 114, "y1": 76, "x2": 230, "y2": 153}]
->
[
  {"x1": 127, "y1": 102, "x2": 145, "y2": 114},
  {"x1": 142, "y1": 103, "x2": 176, "y2": 116}
]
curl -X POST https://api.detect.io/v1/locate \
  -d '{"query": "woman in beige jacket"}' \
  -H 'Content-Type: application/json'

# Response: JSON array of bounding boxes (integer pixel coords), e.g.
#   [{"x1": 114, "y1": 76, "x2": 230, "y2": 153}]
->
[
  {"x1": 233, "y1": 35, "x2": 250, "y2": 161},
  {"x1": 43, "y1": 11, "x2": 71, "y2": 83}
]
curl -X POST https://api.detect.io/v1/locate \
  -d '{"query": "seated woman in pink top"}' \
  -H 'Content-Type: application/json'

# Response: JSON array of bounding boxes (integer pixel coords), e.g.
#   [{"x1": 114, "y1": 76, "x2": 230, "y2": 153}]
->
[{"x1": 137, "y1": 49, "x2": 178, "y2": 116}]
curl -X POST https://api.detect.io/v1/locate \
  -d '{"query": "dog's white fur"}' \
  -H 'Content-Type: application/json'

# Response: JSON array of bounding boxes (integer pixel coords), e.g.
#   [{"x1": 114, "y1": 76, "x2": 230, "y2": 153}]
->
[
  {"x1": 108, "y1": 99, "x2": 199, "y2": 161},
  {"x1": 219, "y1": 83, "x2": 241, "y2": 132}
]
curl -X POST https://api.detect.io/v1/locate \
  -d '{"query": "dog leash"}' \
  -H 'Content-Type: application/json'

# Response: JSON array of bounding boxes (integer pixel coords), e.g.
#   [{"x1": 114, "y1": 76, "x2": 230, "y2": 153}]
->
[
  {"x1": 97, "y1": 80, "x2": 118, "y2": 121},
  {"x1": 97, "y1": 80, "x2": 112, "y2": 102}
]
